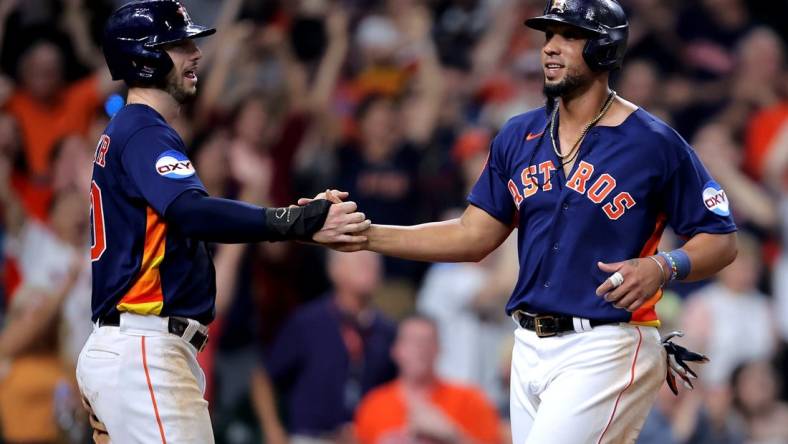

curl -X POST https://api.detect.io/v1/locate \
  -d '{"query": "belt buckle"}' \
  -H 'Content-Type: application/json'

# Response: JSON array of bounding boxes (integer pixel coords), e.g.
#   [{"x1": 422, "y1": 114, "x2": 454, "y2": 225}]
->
[{"x1": 534, "y1": 315, "x2": 558, "y2": 338}]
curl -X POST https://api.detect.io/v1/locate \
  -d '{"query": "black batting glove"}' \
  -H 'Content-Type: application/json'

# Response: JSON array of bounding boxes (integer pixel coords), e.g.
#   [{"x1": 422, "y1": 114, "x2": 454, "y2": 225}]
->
[{"x1": 661, "y1": 331, "x2": 710, "y2": 396}]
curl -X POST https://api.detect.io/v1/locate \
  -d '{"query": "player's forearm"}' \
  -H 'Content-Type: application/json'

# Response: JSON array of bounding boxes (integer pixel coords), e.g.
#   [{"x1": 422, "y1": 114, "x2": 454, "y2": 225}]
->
[
  {"x1": 365, "y1": 220, "x2": 495, "y2": 263},
  {"x1": 166, "y1": 191, "x2": 268, "y2": 243},
  {"x1": 166, "y1": 190, "x2": 330, "y2": 243},
  {"x1": 678, "y1": 232, "x2": 738, "y2": 281}
]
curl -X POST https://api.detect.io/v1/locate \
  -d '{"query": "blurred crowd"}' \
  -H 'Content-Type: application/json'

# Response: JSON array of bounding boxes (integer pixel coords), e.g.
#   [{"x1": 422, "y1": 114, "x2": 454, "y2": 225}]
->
[{"x1": 0, "y1": 0, "x2": 787, "y2": 443}]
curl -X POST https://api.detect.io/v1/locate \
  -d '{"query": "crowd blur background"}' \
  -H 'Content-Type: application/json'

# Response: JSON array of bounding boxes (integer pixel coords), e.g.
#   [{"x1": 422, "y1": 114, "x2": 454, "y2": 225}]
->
[{"x1": 0, "y1": 0, "x2": 787, "y2": 443}]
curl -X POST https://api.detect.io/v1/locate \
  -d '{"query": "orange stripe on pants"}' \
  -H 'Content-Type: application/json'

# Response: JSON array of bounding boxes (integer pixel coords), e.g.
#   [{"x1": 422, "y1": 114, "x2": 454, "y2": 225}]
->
[{"x1": 142, "y1": 336, "x2": 167, "y2": 444}]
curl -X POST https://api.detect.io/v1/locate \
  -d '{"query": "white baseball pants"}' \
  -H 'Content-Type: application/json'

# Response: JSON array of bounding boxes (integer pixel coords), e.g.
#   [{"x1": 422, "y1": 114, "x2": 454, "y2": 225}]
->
[
  {"x1": 509, "y1": 323, "x2": 666, "y2": 444},
  {"x1": 76, "y1": 313, "x2": 214, "y2": 444}
]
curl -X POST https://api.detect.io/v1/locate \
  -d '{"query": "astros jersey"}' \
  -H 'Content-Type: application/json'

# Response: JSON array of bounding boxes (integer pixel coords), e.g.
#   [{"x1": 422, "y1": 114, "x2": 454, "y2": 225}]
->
[
  {"x1": 469, "y1": 107, "x2": 736, "y2": 325},
  {"x1": 89, "y1": 104, "x2": 215, "y2": 324}
]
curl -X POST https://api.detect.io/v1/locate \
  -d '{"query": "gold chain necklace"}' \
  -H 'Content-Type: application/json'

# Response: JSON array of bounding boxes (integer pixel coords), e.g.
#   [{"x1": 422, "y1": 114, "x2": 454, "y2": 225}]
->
[{"x1": 550, "y1": 91, "x2": 617, "y2": 166}]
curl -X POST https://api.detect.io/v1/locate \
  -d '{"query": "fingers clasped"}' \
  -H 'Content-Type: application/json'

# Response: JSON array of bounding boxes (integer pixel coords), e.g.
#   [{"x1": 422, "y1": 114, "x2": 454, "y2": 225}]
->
[{"x1": 313, "y1": 200, "x2": 371, "y2": 244}]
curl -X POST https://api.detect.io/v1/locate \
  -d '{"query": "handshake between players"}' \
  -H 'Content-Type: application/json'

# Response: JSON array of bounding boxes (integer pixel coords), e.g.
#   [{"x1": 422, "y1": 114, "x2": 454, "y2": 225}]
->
[{"x1": 298, "y1": 189, "x2": 370, "y2": 246}]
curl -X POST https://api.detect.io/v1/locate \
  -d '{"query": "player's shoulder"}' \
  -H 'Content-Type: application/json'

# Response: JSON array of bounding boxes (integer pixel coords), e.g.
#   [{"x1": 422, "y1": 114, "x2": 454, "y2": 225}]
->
[
  {"x1": 106, "y1": 104, "x2": 179, "y2": 145},
  {"x1": 627, "y1": 108, "x2": 692, "y2": 156},
  {"x1": 109, "y1": 103, "x2": 167, "y2": 129}
]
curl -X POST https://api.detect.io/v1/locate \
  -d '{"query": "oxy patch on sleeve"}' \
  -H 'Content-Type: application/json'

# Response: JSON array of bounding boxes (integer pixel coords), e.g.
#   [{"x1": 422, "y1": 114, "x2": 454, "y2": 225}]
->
[
  {"x1": 155, "y1": 150, "x2": 196, "y2": 179},
  {"x1": 702, "y1": 181, "x2": 729, "y2": 217}
]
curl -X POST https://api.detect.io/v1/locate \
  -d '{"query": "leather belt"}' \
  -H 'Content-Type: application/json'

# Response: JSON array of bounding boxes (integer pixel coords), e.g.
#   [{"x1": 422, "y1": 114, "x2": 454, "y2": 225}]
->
[
  {"x1": 515, "y1": 312, "x2": 617, "y2": 338},
  {"x1": 99, "y1": 313, "x2": 209, "y2": 352}
]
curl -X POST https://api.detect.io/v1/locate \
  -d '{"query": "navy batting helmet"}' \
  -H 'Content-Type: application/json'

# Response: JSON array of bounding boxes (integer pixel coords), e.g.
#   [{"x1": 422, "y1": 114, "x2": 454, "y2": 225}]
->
[
  {"x1": 102, "y1": 0, "x2": 215, "y2": 86},
  {"x1": 525, "y1": 0, "x2": 628, "y2": 71}
]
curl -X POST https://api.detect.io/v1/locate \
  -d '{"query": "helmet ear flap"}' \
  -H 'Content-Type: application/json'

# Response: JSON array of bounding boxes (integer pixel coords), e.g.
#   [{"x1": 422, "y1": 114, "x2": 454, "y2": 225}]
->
[
  {"x1": 582, "y1": 39, "x2": 601, "y2": 71},
  {"x1": 582, "y1": 26, "x2": 628, "y2": 71},
  {"x1": 583, "y1": 38, "x2": 614, "y2": 71},
  {"x1": 128, "y1": 46, "x2": 173, "y2": 85},
  {"x1": 103, "y1": 37, "x2": 174, "y2": 86}
]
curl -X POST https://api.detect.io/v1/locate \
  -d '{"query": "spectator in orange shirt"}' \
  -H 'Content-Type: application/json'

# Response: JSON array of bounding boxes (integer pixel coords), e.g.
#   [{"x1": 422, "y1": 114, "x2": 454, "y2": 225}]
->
[
  {"x1": 355, "y1": 315, "x2": 502, "y2": 444},
  {"x1": 4, "y1": 40, "x2": 116, "y2": 178}
]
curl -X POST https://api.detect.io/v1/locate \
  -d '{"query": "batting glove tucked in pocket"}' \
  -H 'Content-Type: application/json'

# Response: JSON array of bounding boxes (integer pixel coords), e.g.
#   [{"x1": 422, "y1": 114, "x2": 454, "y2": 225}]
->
[{"x1": 661, "y1": 331, "x2": 710, "y2": 396}]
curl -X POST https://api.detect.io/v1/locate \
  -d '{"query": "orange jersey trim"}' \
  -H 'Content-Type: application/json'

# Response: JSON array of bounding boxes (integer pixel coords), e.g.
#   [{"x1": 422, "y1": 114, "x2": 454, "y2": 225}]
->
[
  {"x1": 117, "y1": 207, "x2": 166, "y2": 315},
  {"x1": 630, "y1": 214, "x2": 667, "y2": 326}
]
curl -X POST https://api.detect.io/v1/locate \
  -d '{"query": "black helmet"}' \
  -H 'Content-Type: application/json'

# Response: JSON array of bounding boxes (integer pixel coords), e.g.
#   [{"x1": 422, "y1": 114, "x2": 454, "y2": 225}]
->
[
  {"x1": 525, "y1": 0, "x2": 628, "y2": 71},
  {"x1": 102, "y1": 0, "x2": 215, "y2": 86}
]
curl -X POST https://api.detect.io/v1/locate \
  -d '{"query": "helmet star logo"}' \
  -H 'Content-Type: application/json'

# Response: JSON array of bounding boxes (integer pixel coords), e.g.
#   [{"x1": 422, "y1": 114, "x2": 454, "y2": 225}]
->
[{"x1": 550, "y1": 0, "x2": 567, "y2": 13}]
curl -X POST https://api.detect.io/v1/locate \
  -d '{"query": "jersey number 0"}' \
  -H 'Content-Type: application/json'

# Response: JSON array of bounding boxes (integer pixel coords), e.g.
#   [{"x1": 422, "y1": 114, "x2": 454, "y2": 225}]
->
[{"x1": 90, "y1": 180, "x2": 107, "y2": 261}]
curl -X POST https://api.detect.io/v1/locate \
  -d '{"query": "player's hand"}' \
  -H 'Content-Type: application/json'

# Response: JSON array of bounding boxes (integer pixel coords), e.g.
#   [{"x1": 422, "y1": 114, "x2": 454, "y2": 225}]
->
[
  {"x1": 661, "y1": 331, "x2": 710, "y2": 395},
  {"x1": 595, "y1": 257, "x2": 665, "y2": 312},
  {"x1": 311, "y1": 201, "x2": 371, "y2": 244},
  {"x1": 298, "y1": 189, "x2": 348, "y2": 206}
]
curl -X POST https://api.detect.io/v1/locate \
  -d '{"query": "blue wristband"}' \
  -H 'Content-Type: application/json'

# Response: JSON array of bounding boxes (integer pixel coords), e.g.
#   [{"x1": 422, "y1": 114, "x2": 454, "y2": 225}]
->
[
  {"x1": 671, "y1": 249, "x2": 691, "y2": 280},
  {"x1": 658, "y1": 250, "x2": 691, "y2": 281}
]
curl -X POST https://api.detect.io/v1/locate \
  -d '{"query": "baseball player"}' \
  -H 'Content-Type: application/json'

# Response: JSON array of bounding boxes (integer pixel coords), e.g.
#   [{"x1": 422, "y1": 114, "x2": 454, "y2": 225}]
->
[
  {"x1": 339, "y1": 1, "x2": 738, "y2": 442},
  {"x1": 76, "y1": 1, "x2": 369, "y2": 443}
]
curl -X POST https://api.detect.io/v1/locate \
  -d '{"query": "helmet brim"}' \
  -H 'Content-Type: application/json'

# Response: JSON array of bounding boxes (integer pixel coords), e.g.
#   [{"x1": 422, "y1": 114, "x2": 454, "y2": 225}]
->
[
  {"x1": 524, "y1": 14, "x2": 604, "y2": 36},
  {"x1": 145, "y1": 25, "x2": 216, "y2": 48}
]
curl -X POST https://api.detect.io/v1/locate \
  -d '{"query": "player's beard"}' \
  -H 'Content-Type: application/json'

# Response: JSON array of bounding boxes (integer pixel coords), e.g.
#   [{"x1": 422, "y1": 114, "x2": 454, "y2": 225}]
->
[
  {"x1": 164, "y1": 69, "x2": 197, "y2": 104},
  {"x1": 543, "y1": 70, "x2": 589, "y2": 100}
]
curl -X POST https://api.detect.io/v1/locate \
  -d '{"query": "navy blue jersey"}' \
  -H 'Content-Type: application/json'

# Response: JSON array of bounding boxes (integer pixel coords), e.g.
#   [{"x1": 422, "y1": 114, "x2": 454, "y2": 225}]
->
[
  {"x1": 89, "y1": 104, "x2": 216, "y2": 324},
  {"x1": 468, "y1": 107, "x2": 736, "y2": 325}
]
